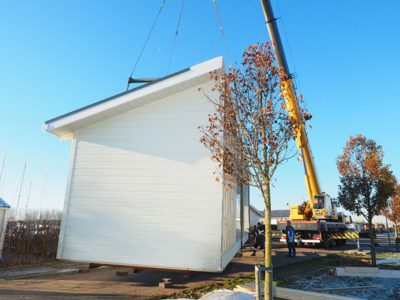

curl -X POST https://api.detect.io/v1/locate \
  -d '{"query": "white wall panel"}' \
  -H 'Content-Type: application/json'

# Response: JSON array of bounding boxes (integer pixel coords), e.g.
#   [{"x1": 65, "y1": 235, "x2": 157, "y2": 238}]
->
[{"x1": 58, "y1": 82, "x2": 228, "y2": 271}]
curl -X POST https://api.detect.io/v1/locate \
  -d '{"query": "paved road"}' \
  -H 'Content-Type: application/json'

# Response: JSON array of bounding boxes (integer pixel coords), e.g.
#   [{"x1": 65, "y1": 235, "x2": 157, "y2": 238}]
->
[
  {"x1": 0, "y1": 246, "x2": 339, "y2": 300},
  {"x1": 344, "y1": 233, "x2": 398, "y2": 251},
  {"x1": 271, "y1": 232, "x2": 397, "y2": 251},
  {"x1": 3, "y1": 234, "x2": 392, "y2": 300}
]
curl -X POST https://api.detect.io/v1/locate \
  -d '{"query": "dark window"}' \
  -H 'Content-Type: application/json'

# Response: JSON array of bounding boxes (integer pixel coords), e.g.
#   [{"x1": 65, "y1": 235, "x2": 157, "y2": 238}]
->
[{"x1": 313, "y1": 196, "x2": 324, "y2": 209}]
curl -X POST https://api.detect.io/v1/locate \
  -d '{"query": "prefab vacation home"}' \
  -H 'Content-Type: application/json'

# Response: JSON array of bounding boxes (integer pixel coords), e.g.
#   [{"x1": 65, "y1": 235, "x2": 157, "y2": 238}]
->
[{"x1": 44, "y1": 57, "x2": 250, "y2": 272}]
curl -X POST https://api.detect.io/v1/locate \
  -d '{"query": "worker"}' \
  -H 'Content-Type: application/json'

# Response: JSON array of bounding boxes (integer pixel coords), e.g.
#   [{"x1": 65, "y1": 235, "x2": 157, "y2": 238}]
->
[
  {"x1": 251, "y1": 222, "x2": 265, "y2": 256},
  {"x1": 252, "y1": 224, "x2": 257, "y2": 235},
  {"x1": 286, "y1": 220, "x2": 296, "y2": 257}
]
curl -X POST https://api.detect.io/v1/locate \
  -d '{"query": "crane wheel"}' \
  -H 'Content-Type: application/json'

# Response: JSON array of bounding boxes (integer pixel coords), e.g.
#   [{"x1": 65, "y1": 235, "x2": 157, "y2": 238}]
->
[
  {"x1": 322, "y1": 238, "x2": 330, "y2": 249},
  {"x1": 322, "y1": 238, "x2": 336, "y2": 249}
]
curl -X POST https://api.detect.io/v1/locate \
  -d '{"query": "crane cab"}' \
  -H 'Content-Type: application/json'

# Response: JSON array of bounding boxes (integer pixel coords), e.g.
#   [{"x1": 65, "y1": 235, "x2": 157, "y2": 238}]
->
[
  {"x1": 313, "y1": 193, "x2": 339, "y2": 220},
  {"x1": 290, "y1": 193, "x2": 339, "y2": 220}
]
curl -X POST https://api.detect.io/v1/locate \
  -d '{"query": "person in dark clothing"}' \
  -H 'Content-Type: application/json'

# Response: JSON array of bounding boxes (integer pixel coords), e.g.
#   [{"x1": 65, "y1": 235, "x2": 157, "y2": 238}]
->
[
  {"x1": 286, "y1": 220, "x2": 296, "y2": 257},
  {"x1": 251, "y1": 222, "x2": 265, "y2": 256},
  {"x1": 252, "y1": 224, "x2": 257, "y2": 235}
]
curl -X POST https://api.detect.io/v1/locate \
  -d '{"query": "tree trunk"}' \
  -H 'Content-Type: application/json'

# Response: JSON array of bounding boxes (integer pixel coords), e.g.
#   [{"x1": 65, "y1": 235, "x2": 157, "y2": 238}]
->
[
  {"x1": 368, "y1": 218, "x2": 376, "y2": 266},
  {"x1": 264, "y1": 184, "x2": 273, "y2": 300},
  {"x1": 395, "y1": 221, "x2": 399, "y2": 252}
]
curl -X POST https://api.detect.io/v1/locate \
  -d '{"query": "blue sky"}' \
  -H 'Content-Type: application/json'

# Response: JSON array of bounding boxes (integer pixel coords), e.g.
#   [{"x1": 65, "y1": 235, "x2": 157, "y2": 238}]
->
[{"x1": 0, "y1": 0, "x2": 399, "y2": 212}]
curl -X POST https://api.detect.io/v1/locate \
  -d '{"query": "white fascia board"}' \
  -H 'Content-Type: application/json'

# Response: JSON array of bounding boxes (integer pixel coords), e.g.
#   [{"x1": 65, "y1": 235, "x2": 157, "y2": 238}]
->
[
  {"x1": 250, "y1": 204, "x2": 263, "y2": 217},
  {"x1": 191, "y1": 56, "x2": 224, "y2": 73},
  {"x1": 45, "y1": 56, "x2": 224, "y2": 139}
]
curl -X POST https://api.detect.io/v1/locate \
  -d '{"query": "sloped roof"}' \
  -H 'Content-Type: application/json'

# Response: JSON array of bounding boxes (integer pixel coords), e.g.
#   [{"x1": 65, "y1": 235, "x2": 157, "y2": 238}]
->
[
  {"x1": 249, "y1": 205, "x2": 263, "y2": 217},
  {"x1": 44, "y1": 57, "x2": 224, "y2": 139},
  {"x1": 271, "y1": 209, "x2": 290, "y2": 218},
  {"x1": 257, "y1": 209, "x2": 290, "y2": 218},
  {"x1": 0, "y1": 197, "x2": 10, "y2": 208}
]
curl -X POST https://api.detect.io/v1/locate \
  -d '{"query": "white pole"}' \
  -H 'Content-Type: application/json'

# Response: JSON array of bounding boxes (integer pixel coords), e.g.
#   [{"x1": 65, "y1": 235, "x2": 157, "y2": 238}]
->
[
  {"x1": 255, "y1": 265, "x2": 262, "y2": 300},
  {"x1": 24, "y1": 181, "x2": 32, "y2": 220},
  {"x1": 0, "y1": 152, "x2": 5, "y2": 194},
  {"x1": 15, "y1": 162, "x2": 26, "y2": 220},
  {"x1": 38, "y1": 163, "x2": 48, "y2": 220}
]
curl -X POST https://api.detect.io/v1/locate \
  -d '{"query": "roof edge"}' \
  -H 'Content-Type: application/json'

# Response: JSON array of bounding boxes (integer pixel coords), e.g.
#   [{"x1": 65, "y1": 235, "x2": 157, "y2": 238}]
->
[
  {"x1": 0, "y1": 197, "x2": 11, "y2": 208},
  {"x1": 44, "y1": 56, "x2": 224, "y2": 137},
  {"x1": 44, "y1": 67, "x2": 190, "y2": 125}
]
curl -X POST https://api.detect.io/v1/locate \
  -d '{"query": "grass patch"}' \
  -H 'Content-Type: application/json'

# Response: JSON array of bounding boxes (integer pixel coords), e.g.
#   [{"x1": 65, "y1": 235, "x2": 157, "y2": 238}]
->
[
  {"x1": 376, "y1": 252, "x2": 400, "y2": 260},
  {"x1": 158, "y1": 255, "x2": 374, "y2": 299}
]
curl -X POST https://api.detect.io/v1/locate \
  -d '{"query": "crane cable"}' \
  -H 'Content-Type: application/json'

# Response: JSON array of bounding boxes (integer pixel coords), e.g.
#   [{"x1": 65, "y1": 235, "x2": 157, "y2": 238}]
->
[
  {"x1": 212, "y1": 0, "x2": 233, "y2": 66},
  {"x1": 167, "y1": 0, "x2": 185, "y2": 74},
  {"x1": 126, "y1": 0, "x2": 167, "y2": 91}
]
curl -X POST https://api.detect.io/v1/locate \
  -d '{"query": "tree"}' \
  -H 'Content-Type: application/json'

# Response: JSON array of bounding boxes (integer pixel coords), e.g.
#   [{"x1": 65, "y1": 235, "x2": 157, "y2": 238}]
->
[
  {"x1": 337, "y1": 135, "x2": 396, "y2": 266},
  {"x1": 199, "y1": 42, "x2": 305, "y2": 299},
  {"x1": 387, "y1": 184, "x2": 400, "y2": 251}
]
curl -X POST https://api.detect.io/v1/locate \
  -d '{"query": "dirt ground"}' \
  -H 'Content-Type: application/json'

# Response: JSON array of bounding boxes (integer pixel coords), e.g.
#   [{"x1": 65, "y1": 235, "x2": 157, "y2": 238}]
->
[{"x1": 0, "y1": 245, "x2": 340, "y2": 300}]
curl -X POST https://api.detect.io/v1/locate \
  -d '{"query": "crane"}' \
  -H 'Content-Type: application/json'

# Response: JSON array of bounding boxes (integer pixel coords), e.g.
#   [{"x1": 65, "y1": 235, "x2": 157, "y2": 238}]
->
[
  {"x1": 260, "y1": 0, "x2": 339, "y2": 221},
  {"x1": 258, "y1": 0, "x2": 361, "y2": 248}
]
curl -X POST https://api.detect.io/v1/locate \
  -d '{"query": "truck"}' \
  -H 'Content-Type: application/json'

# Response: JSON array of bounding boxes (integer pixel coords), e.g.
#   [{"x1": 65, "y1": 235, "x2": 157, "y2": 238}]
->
[{"x1": 260, "y1": 0, "x2": 359, "y2": 248}]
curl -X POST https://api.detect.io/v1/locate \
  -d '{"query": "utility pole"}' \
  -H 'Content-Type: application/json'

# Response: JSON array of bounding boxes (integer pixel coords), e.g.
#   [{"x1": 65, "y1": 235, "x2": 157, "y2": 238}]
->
[{"x1": 385, "y1": 212, "x2": 391, "y2": 247}]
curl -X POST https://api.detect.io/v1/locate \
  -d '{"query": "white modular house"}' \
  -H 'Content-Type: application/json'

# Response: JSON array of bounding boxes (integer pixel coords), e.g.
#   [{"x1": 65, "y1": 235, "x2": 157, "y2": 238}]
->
[
  {"x1": 271, "y1": 209, "x2": 290, "y2": 225},
  {"x1": 249, "y1": 204, "x2": 264, "y2": 226},
  {"x1": 45, "y1": 57, "x2": 249, "y2": 272}
]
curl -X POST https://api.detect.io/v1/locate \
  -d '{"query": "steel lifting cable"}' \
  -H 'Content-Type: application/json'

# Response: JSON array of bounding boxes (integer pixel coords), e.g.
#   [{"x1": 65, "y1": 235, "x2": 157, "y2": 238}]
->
[
  {"x1": 127, "y1": 0, "x2": 167, "y2": 91},
  {"x1": 212, "y1": 0, "x2": 233, "y2": 66},
  {"x1": 167, "y1": 0, "x2": 185, "y2": 74}
]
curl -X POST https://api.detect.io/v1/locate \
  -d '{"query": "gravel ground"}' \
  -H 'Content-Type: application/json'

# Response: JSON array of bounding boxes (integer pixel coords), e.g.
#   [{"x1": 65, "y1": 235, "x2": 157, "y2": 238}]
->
[{"x1": 295, "y1": 271, "x2": 400, "y2": 300}]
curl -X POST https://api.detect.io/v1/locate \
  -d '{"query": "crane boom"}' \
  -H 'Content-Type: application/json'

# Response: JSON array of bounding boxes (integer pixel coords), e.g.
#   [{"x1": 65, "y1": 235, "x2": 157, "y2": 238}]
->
[{"x1": 260, "y1": 0, "x2": 322, "y2": 218}]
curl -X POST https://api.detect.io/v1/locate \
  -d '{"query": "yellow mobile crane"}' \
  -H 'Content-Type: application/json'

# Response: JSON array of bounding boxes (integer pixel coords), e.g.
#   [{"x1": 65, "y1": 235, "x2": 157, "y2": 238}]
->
[{"x1": 260, "y1": 0, "x2": 358, "y2": 247}]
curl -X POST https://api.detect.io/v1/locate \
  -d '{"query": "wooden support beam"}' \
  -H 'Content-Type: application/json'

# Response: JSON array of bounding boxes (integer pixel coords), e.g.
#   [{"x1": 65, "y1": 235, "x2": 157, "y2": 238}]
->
[
  {"x1": 274, "y1": 287, "x2": 361, "y2": 300},
  {"x1": 336, "y1": 267, "x2": 400, "y2": 278},
  {"x1": 235, "y1": 284, "x2": 362, "y2": 300},
  {"x1": 312, "y1": 286, "x2": 381, "y2": 293}
]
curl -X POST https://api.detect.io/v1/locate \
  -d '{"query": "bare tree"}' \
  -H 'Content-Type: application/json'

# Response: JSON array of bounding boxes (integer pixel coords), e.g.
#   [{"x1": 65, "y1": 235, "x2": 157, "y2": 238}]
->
[
  {"x1": 337, "y1": 135, "x2": 396, "y2": 265},
  {"x1": 10, "y1": 208, "x2": 62, "y2": 221},
  {"x1": 200, "y1": 42, "x2": 305, "y2": 299},
  {"x1": 39, "y1": 209, "x2": 62, "y2": 220}
]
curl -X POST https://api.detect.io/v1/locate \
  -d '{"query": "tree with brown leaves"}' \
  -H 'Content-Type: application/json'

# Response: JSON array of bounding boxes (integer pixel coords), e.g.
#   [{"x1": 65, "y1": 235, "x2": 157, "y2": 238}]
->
[
  {"x1": 387, "y1": 184, "x2": 400, "y2": 251},
  {"x1": 337, "y1": 135, "x2": 396, "y2": 265},
  {"x1": 200, "y1": 42, "x2": 305, "y2": 299}
]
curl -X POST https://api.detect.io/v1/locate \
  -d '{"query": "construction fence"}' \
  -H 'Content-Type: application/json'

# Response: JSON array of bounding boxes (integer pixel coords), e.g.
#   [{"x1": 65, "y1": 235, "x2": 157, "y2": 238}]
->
[{"x1": 2, "y1": 219, "x2": 60, "y2": 266}]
